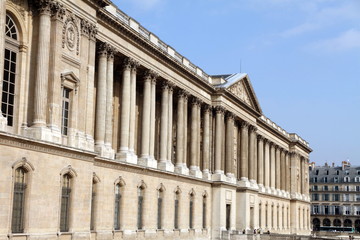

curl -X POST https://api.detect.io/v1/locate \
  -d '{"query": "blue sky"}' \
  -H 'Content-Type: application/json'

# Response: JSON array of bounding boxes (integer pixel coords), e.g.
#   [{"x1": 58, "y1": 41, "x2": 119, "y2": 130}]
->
[{"x1": 112, "y1": 0, "x2": 360, "y2": 166}]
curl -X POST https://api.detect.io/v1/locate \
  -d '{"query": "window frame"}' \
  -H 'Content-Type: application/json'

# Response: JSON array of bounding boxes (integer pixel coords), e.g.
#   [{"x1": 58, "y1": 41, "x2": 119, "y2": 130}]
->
[{"x1": 11, "y1": 167, "x2": 27, "y2": 233}]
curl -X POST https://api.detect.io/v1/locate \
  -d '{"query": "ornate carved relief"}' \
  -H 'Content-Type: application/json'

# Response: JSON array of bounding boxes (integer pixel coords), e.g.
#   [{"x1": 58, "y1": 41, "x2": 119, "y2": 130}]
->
[
  {"x1": 228, "y1": 81, "x2": 252, "y2": 106},
  {"x1": 62, "y1": 12, "x2": 80, "y2": 55}
]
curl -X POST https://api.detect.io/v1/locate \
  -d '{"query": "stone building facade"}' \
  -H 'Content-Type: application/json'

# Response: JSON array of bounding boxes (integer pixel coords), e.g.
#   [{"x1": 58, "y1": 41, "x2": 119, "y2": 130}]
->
[
  {"x1": 310, "y1": 161, "x2": 360, "y2": 233},
  {"x1": 0, "y1": 0, "x2": 312, "y2": 239}
]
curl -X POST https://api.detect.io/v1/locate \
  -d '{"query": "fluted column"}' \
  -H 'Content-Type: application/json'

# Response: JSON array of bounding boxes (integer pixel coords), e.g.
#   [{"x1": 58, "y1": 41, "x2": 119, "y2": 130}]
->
[
  {"x1": 129, "y1": 60, "x2": 140, "y2": 154},
  {"x1": 300, "y1": 157, "x2": 304, "y2": 194},
  {"x1": 248, "y1": 125, "x2": 257, "y2": 182},
  {"x1": 202, "y1": 105, "x2": 211, "y2": 176},
  {"x1": 175, "y1": 92, "x2": 184, "y2": 166},
  {"x1": 240, "y1": 121, "x2": 249, "y2": 181},
  {"x1": 264, "y1": 139, "x2": 270, "y2": 188},
  {"x1": 159, "y1": 83, "x2": 169, "y2": 163},
  {"x1": 119, "y1": 58, "x2": 132, "y2": 154},
  {"x1": 270, "y1": 143, "x2": 276, "y2": 190},
  {"x1": 33, "y1": 1, "x2": 52, "y2": 127},
  {"x1": 139, "y1": 72, "x2": 152, "y2": 159},
  {"x1": 149, "y1": 78, "x2": 157, "y2": 159},
  {"x1": 280, "y1": 149, "x2": 286, "y2": 191},
  {"x1": 167, "y1": 84, "x2": 174, "y2": 163},
  {"x1": 183, "y1": 94, "x2": 189, "y2": 168},
  {"x1": 285, "y1": 152, "x2": 290, "y2": 192},
  {"x1": 94, "y1": 44, "x2": 108, "y2": 147},
  {"x1": 275, "y1": 146, "x2": 281, "y2": 190},
  {"x1": 257, "y1": 136, "x2": 264, "y2": 186},
  {"x1": 214, "y1": 106, "x2": 225, "y2": 174},
  {"x1": 225, "y1": 113, "x2": 234, "y2": 177},
  {"x1": 189, "y1": 98, "x2": 201, "y2": 177},
  {"x1": 104, "y1": 48, "x2": 115, "y2": 149}
]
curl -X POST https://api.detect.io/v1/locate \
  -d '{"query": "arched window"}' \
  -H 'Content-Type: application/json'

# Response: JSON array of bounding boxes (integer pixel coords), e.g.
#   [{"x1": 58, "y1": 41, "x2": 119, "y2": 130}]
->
[
  {"x1": 189, "y1": 192, "x2": 194, "y2": 229},
  {"x1": 355, "y1": 219, "x2": 360, "y2": 232},
  {"x1": 333, "y1": 219, "x2": 341, "y2": 227},
  {"x1": 202, "y1": 194, "x2": 207, "y2": 229},
  {"x1": 12, "y1": 167, "x2": 26, "y2": 233},
  {"x1": 91, "y1": 174, "x2": 100, "y2": 231},
  {"x1": 174, "y1": 189, "x2": 180, "y2": 229},
  {"x1": 344, "y1": 219, "x2": 352, "y2": 227},
  {"x1": 114, "y1": 183, "x2": 122, "y2": 230},
  {"x1": 2, "y1": 14, "x2": 19, "y2": 127},
  {"x1": 157, "y1": 188, "x2": 164, "y2": 229},
  {"x1": 60, "y1": 174, "x2": 72, "y2": 232},
  {"x1": 137, "y1": 186, "x2": 145, "y2": 230},
  {"x1": 323, "y1": 218, "x2": 331, "y2": 227}
]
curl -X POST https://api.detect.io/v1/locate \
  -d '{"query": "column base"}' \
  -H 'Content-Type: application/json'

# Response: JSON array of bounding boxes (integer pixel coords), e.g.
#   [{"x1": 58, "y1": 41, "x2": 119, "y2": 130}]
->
[
  {"x1": 238, "y1": 178, "x2": 251, "y2": 188},
  {"x1": 189, "y1": 166, "x2": 203, "y2": 178},
  {"x1": 0, "y1": 115, "x2": 7, "y2": 131},
  {"x1": 116, "y1": 150, "x2": 137, "y2": 164},
  {"x1": 225, "y1": 173, "x2": 237, "y2": 184},
  {"x1": 265, "y1": 186, "x2": 272, "y2": 194},
  {"x1": 212, "y1": 172, "x2": 226, "y2": 181},
  {"x1": 24, "y1": 125, "x2": 62, "y2": 143},
  {"x1": 95, "y1": 144, "x2": 115, "y2": 159},
  {"x1": 158, "y1": 160, "x2": 174, "y2": 172},
  {"x1": 202, "y1": 169, "x2": 212, "y2": 180},
  {"x1": 138, "y1": 156, "x2": 157, "y2": 168},
  {"x1": 85, "y1": 134, "x2": 95, "y2": 152},
  {"x1": 174, "y1": 163, "x2": 189, "y2": 175}
]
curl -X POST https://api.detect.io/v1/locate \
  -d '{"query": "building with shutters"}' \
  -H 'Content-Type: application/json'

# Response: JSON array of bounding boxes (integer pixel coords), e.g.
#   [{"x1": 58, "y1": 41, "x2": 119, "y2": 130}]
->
[
  {"x1": 0, "y1": 0, "x2": 312, "y2": 239},
  {"x1": 309, "y1": 161, "x2": 360, "y2": 233}
]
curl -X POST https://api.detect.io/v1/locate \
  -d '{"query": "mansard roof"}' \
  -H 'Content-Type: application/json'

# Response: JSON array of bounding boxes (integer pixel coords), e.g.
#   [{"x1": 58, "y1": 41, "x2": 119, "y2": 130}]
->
[{"x1": 214, "y1": 73, "x2": 262, "y2": 114}]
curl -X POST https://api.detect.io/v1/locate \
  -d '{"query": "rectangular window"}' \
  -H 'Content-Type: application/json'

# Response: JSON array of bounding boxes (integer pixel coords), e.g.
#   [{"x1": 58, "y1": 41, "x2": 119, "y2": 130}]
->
[
  {"x1": 324, "y1": 205, "x2": 329, "y2": 215},
  {"x1": 314, "y1": 177, "x2": 317, "y2": 183},
  {"x1": 333, "y1": 194, "x2": 340, "y2": 201},
  {"x1": 323, "y1": 185, "x2": 328, "y2": 191},
  {"x1": 90, "y1": 182, "x2": 96, "y2": 231},
  {"x1": 189, "y1": 197, "x2": 194, "y2": 229},
  {"x1": 313, "y1": 185, "x2": 318, "y2": 191},
  {"x1": 61, "y1": 88, "x2": 71, "y2": 136},
  {"x1": 1, "y1": 49, "x2": 17, "y2": 126},
  {"x1": 356, "y1": 186, "x2": 360, "y2": 191},
  {"x1": 137, "y1": 191, "x2": 143, "y2": 230},
  {"x1": 356, "y1": 194, "x2": 360, "y2": 202},
  {"x1": 226, "y1": 204, "x2": 231, "y2": 230},
  {"x1": 323, "y1": 194, "x2": 329, "y2": 201},
  {"x1": 334, "y1": 177, "x2": 338, "y2": 183},
  {"x1": 344, "y1": 194, "x2": 350, "y2": 202},
  {"x1": 334, "y1": 206, "x2": 340, "y2": 215},
  {"x1": 312, "y1": 194, "x2": 319, "y2": 201},
  {"x1": 334, "y1": 185, "x2": 339, "y2": 191},
  {"x1": 344, "y1": 206, "x2": 350, "y2": 215},
  {"x1": 202, "y1": 197, "x2": 206, "y2": 229},
  {"x1": 323, "y1": 177, "x2": 328, "y2": 183},
  {"x1": 313, "y1": 205, "x2": 319, "y2": 214}
]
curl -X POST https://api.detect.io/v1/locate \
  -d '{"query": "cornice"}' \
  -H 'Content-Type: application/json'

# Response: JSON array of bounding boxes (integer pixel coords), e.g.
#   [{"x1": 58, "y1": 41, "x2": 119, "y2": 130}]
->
[
  {"x1": 257, "y1": 118, "x2": 291, "y2": 144},
  {"x1": 0, "y1": 132, "x2": 96, "y2": 162},
  {"x1": 96, "y1": 9, "x2": 215, "y2": 93},
  {"x1": 82, "y1": 0, "x2": 111, "y2": 9},
  {"x1": 290, "y1": 139, "x2": 313, "y2": 153}
]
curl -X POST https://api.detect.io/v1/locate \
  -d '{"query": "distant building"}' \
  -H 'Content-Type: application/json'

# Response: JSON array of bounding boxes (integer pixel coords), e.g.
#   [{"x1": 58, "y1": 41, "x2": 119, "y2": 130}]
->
[{"x1": 309, "y1": 161, "x2": 360, "y2": 233}]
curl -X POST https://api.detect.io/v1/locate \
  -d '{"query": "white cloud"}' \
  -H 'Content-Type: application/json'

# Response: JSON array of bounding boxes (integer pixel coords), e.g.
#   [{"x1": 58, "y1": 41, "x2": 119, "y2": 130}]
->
[
  {"x1": 280, "y1": 1, "x2": 360, "y2": 38},
  {"x1": 307, "y1": 29, "x2": 360, "y2": 52}
]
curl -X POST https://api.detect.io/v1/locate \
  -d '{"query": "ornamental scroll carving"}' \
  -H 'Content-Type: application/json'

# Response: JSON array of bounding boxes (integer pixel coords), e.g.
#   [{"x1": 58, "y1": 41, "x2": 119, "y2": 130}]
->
[
  {"x1": 228, "y1": 81, "x2": 252, "y2": 106},
  {"x1": 62, "y1": 12, "x2": 80, "y2": 55}
]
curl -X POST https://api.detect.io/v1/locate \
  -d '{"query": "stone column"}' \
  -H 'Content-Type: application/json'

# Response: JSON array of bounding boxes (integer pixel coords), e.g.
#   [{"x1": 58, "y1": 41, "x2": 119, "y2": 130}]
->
[
  {"x1": 300, "y1": 157, "x2": 304, "y2": 194},
  {"x1": 118, "y1": 58, "x2": 132, "y2": 157},
  {"x1": 159, "y1": 83, "x2": 169, "y2": 163},
  {"x1": 0, "y1": 0, "x2": 7, "y2": 130},
  {"x1": 280, "y1": 149, "x2": 286, "y2": 191},
  {"x1": 214, "y1": 106, "x2": 225, "y2": 174},
  {"x1": 183, "y1": 93, "x2": 189, "y2": 169},
  {"x1": 270, "y1": 143, "x2": 276, "y2": 190},
  {"x1": 175, "y1": 91, "x2": 188, "y2": 174},
  {"x1": 275, "y1": 146, "x2": 281, "y2": 190},
  {"x1": 248, "y1": 125, "x2": 257, "y2": 182},
  {"x1": 129, "y1": 60, "x2": 140, "y2": 156},
  {"x1": 32, "y1": 1, "x2": 52, "y2": 128},
  {"x1": 225, "y1": 113, "x2": 234, "y2": 178},
  {"x1": 94, "y1": 43, "x2": 108, "y2": 150},
  {"x1": 285, "y1": 152, "x2": 290, "y2": 192},
  {"x1": 257, "y1": 136, "x2": 264, "y2": 187},
  {"x1": 190, "y1": 98, "x2": 201, "y2": 177},
  {"x1": 84, "y1": 23, "x2": 97, "y2": 150},
  {"x1": 104, "y1": 47, "x2": 115, "y2": 158},
  {"x1": 139, "y1": 71, "x2": 156, "y2": 166},
  {"x1": 240, "y1": 121, "x2": 249, "y2": 181},
  {"x1": 202, "y1": 105, "x2": 211, "y2": 178},
  {"x1": 149, "y1": 77, "x2": 157, "y2": 160},
  {"x1": 264, "y1": 139, "x2": 270, "y2": 188},
  {"x1": 167, "y1": 84, "x2": 174, "y2": 164}
]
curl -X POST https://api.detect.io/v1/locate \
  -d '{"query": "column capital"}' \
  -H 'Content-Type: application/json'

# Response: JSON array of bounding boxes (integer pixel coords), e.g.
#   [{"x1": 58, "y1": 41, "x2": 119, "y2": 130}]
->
[
  {"x1": 226, "y1": 112, "x2": 235, "y2": 121},
  {"x1": 97, "y1": 42, "x2": 109, "y2": 57},
  {"x1": 144, "y1": 69, "x2": 159, "y2": 81},
  {"x1": 51, "y1": 1, "x2": 66, "y2": 20},
  {"x1": 240, "y1": 120, "x2": 249, "y2": 129},
  {"x1": 249, "y1": 125, "x2": 258, "y2": 132},
  {"x1": 191, "y1": 97, "x2": 202, "y2": 107},
  {"x1": 257, "y1": 134, "x2": 264, "y2": 141},
  {"x1": 215, "y1": 106, "x2": 225, "y2": 115},
  {"x1": 203, "y1": 104, "x2": 212, "y2": 114},
  {"x1": 107, "y1": 46, "x2": 117, "y2": 60},
  {"x1": 131, "y1": 59, "x2": 140, "y2": 72},
  {"x1": 35, "y1": 0, "x2": 53, "y2": 15},
  {"x1": 178, "y1": 89, "x2": 189, "y2": 99}
]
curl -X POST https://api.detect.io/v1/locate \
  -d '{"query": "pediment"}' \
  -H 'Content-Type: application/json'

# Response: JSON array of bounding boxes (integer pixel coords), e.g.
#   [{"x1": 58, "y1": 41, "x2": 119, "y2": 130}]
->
[{"x1": 215, "y1": 73, "x2": 262, "y2": 114}]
